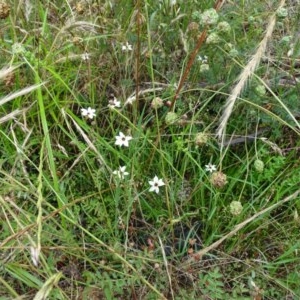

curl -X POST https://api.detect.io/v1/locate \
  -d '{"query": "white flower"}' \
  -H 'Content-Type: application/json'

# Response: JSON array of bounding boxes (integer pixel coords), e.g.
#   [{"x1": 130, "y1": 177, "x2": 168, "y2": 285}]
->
[
  {"x1": 205, "y1": 163, "x2": 217, "y2": 173},
  {"x1": 108, "y1": 97, "x2": 121, "y2": 109},
  {"x1": 122, "y1": 42, "x2": 133, "y2": 52},
  {"x1": 30, "y1": 246, "x2": 40, "y2": 267},
  {"x1": 113, "y1": 166, "x2": 129, "y2": 179},
  {"x1": 81, "y1": 107, "x2": 96, "y2": 119},
  {"x1": 115, "y1": 132, "x2": 132, "y2": 147},
  {"x1": 149, "y1": 175, "x2": 165, "y2": 194},
  {"x1": 197, "y1": 55, "x2": 208, "y2": 64},
  {"x1": 81, "y1": 52, "x2": 90, "y2": 61}
]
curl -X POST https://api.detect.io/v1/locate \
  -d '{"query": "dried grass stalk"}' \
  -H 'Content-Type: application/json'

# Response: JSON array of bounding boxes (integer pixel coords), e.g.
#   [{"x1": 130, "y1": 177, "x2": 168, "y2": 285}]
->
[
  {"x1": 0, "y1": 82, "x2": 46, "y2": 107},
  {"x1": 0, "y1": 65, "x2": 19, "y2": 80},
  {"x1": 216, "y1": 0, "x2": 286, "y2": 142}
]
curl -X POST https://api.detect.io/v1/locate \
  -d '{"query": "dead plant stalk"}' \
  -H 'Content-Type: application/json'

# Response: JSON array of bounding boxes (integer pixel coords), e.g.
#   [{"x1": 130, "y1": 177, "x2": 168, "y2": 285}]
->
[{"x1": 217, "y1": 0, "x2": 286, "y2": 142}]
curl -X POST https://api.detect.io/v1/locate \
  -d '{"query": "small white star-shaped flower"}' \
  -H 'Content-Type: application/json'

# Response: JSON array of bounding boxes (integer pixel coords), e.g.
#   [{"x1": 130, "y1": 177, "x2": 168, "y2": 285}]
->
[
  {"x1": 81, "y1": 52, "x2": 90, "y2": 61},
  {"x1": 122, "y1": 42, "x2": 133, "y2": 52},
  {"x1": 115, "y1": 132, "x2": 132, "y2": 147},
  {"x1": 197, "y1": 55, "x2": 208, "y2": 64},
  {"x1": 113, "y1": 166, "x2": 129, "y2": 179},
  {"x1": 205, "y1": 163, "x2": 217, "y2": 173},
  {"x1": 81, "y1": 107, "x2": 96, "y2": 119},
  {"x1": 108, "y1": 97, "x2": 121, "y2": 109},
  {"x1": 149, "y1": 175, "x2": 165, "y2": 194}
]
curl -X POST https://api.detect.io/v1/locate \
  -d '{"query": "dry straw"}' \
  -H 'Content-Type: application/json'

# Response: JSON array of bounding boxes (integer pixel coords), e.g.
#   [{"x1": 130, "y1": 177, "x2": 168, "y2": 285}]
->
[
  {"x1": 0, "y1": 82, "x2": 46, "y2": 107},
  {"x1": 216, "y1": 0, "x2": 286, "y2": 143},
  {"x1": 0, "y1": 65, "x2": 19, "y2": 80}
]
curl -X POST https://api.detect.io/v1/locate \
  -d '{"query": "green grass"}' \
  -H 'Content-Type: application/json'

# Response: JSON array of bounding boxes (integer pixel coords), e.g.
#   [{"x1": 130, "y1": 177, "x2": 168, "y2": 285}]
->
[{"x1": 1, "y1": 0, "x2": 300, "y2": 299}]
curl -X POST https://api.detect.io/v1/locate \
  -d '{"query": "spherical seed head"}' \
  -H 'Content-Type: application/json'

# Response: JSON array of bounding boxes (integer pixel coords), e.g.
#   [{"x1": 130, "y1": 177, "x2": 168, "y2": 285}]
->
[
  {"x1": 230, "y1": 201, "x2": 243, "y2": 216},
  {"x1": 195, "y1": 132, "x2": 208, "y2": 146},
  {"x1": 165, "y1": 112, "x2": 178, "y2": 125},
  {"x1": 199, "y1": 63, "x2": 209, "y2": 73},
  {"x1": 151, "y1": 97, "x2": 164, "y2": 109},
  {"x1": 254, "y1": 159, "x2": 264, "y2": 173},
  {"x1": 187, "y1": 22, "x2": 199, "y2": 37},
  {"x1": 217, "y1": 21, "x2": 231, "y2": 33},
  {"x1": 206, "y1": 32, "x2": 221, "y2": 44},
  {"x1": 0, "y1": 1, "x2": 10, "y2": 19},
  {"x1": 210, "y1": 171, "x2": 227, "y2": 188},
  {"x1": 255, "y1": 85, "x2": 266, "y2": 97},
  {"x1": 199, "y1": 8, "x2": 219, "y2": 26},
  {"x1": 187, "y1": 22, "x2": 199, "y2": 32}
]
